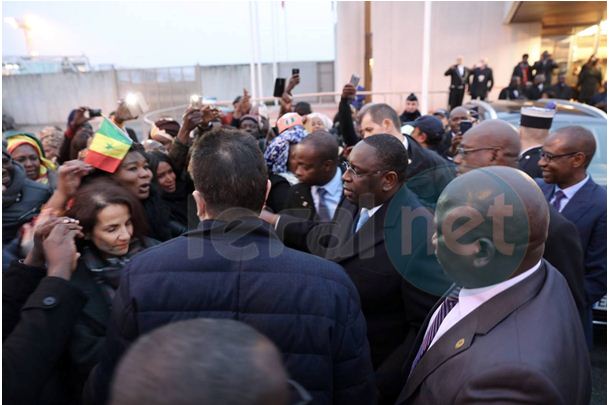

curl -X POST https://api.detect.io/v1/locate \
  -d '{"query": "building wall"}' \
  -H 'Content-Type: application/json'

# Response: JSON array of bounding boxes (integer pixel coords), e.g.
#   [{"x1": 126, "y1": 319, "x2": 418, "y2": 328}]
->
[
  {"x1": 3, "y1": 61, "x2": 334, "y2": 126},
  {"x1": 336, "y1": 1, "x2": 542, "y2": 112},
  {"x1": 335, "y1": 1, "x2": 366, "y2": 98}
]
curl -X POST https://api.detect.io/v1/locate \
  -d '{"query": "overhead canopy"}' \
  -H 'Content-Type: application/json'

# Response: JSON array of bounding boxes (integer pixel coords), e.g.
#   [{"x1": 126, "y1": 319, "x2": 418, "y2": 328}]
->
[{"x1": 506, "y1": 1, "x2": 607, "y2": 36}]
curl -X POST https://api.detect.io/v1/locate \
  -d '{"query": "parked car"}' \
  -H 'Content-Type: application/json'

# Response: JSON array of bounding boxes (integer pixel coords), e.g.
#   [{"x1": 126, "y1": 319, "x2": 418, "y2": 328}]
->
[{"x1": 464, "y1": 99, "x2": 607, "y2": 327}]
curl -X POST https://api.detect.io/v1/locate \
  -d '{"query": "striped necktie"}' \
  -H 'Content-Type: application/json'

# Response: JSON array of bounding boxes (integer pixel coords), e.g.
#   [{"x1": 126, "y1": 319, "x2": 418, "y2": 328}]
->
[{"x1": 410, "y1": 288, "x2": 460, "y2": 374}]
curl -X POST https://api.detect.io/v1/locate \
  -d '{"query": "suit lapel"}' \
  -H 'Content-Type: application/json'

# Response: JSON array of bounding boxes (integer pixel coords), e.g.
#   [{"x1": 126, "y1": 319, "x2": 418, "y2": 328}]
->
[
  {"x1": 560, "y1": 178, "x2": 596, "y2": 224},
  {"x1": 401, "y1": 262, "x2": 548, "y2": 401}
]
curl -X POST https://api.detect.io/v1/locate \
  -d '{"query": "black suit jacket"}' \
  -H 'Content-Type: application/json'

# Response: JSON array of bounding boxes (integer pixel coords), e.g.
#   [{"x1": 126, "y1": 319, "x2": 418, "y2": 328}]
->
[
  {"x1": 469, "y1": 67, "x2": 494, "y2": 98},
  {"x1": 397, "y1": 261, "x2": 591, "y2": 405},
  {"x1": 404, "y1": 136, "x2": 456, "y2": 209},
  {"x1": 302, "y1": 186, "x2": 451, "y2": 404},
  {"x1": 518, "y1": 146, "x2": 542, "y2": 178},
  {"x1": 444, "y1": 65, "x2": 470, "y2": 89}
]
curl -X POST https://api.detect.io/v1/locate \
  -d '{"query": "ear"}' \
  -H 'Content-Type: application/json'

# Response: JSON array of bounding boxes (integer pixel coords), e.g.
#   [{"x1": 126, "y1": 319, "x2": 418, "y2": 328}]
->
[
  {"x1": 381, "y1": 171, "x2": 399, "y2": 192},
  {"x1": 472, "y1": 238, "x2": 495, "y2": 268},
  {"x1": 192, "y1": 190, "x2": 207, "y2": 221},
  {"x1": 572, "y1": 152, "x2": 586, "y2": 169},
  {"x1": 382, "y1": 118, "x2": 394, "y2": 132}
]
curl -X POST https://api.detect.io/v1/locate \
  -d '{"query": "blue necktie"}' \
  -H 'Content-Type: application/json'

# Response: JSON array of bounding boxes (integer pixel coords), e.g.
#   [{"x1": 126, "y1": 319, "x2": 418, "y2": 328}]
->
[
  {"x1": 316, "y1": 188, "x2": 331, "y2": 222},
  {"x1": 354, "y1": 209, "x2": 370, "y2": 233},
  {"x1": 552, "y1": 190, "x2": 566, "y2": 212},
  {"x1": 410, "y1": 288, "x2": 460, "y2": 374}
]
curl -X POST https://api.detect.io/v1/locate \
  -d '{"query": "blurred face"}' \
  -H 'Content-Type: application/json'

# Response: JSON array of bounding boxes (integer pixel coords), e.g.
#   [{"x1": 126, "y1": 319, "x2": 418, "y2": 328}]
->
[
  {"x1": 113, "y1": 151, "x2": 153, "y2": 200},
  {"x1": 293, "y1": 144, "x2": 330, "y2": 186},
  {"x1": 310, "y1": 116, "x2": 325, "y2": 132},
  {"x1": 91, "y1": 204, "x2": 133, "y2": 258},
  {"x1": 411, "y1": 127, "x2": 427, "y2": 147},
  {"x1": 11, "y1": 144, "x2": 40, "y2": 180},
  {"x1": 405, "y1": 100, "x2": 419, "y2": 113},
  {"x1": 2, "y1": 154, "x2": 13, "y2": 190},
  {"x1": 42, "y1": 138, "x2": 60, "y2": 161},
  {"x1": 342, "y1": 142, "x2": 385, "y2": 208},
  {"x1": 360, "y1": 113, "x2": 386, "y2": 138},
  {"x1": 449, "y1": 112, "x2": 469, "y2": 134},
  {"x1": 156, "y1": 161, "x2": 176, "y2": 193},
  {"x1": 453, "y1": 135, "x2": 498, "y2": 175},
  {"x1": 239, "y1": 120, "x2": 258, "y2": 136}
]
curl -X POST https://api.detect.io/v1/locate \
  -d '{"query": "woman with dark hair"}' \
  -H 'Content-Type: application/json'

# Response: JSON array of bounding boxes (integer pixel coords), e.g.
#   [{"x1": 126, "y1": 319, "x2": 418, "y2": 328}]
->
[
  {"x1": 146, "y1": 150, "x2": 198, "y2": 235},
  {"x1": 64, "y1": 177, "x2": 157, "y2": 390}
]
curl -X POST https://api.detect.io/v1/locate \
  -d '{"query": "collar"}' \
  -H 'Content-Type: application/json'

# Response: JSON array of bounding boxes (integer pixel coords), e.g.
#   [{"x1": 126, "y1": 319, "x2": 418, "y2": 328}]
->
[
  {"x1": 401, "y1": 135, "x2": 410, "y2": 151},
  {"x1": 359, "y1": 204, "x2": 383, "y2": 219},
  {"x1": 518, "y1": 144, "x2": 541, "y2": 157},
  {"x1": 554, "y1": 175, "x2": 589, "y2": 200},
  {"x1": 311, "y1": 167, "x2": 342, "y2": 197},
  {"x1": 459, "y1": 260, "x2": 541, "y2": 303}
]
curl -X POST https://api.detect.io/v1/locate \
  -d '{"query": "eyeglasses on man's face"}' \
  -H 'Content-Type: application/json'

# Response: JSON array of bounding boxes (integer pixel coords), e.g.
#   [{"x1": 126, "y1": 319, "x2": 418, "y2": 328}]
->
[
  {"x1": 539, "y1": 150, "x2": 580, "y2": 162},
  {"x1": 456, "y1": 145, "x2": 499, "y2": 157},
  {"x1": 343, "y1": 161, "x2": 385, "y2": 178}
]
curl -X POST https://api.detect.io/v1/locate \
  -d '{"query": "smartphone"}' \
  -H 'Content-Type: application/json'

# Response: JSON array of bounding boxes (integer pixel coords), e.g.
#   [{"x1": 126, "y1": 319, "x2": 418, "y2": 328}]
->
[
  {"x1": 87, "y1": 108, "x2": 102, "y2": 118},
  {"x1": 273, "y1": 78, "x2": 286, "y2": 98},
  {"x1": 189, "y1": 94, "x2": 202, "y2": 109},
  {"x1": 349, "y1": 74, "x2": 360, "y2": 88},
  {"x1": 292, "y1": 68, "x2": 299, "y2": 76},
  {"x1": 459, "y1": 120, "x2": 473, "y2": 135}
]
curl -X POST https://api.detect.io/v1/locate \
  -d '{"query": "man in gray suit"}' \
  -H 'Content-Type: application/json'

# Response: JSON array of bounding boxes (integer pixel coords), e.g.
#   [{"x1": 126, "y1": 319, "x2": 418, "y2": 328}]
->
[{"x1": 396, "y1": 166, "x2": 591, "y2": 404}]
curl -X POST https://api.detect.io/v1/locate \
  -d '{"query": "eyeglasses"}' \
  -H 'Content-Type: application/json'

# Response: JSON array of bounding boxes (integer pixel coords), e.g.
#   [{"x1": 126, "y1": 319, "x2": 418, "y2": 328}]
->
[
  {"x1": 343, "y1": 161, "x2": 385, "y2": 178},
  {"x1": 288, "y1": 379, "x2": 312, "y2": 405},
  {"x1": 539, "y1": 150, "x2": 580, "y2": 162},
  {"x1": 456, "y1": 146, "x2": 499, "y2": 156}
]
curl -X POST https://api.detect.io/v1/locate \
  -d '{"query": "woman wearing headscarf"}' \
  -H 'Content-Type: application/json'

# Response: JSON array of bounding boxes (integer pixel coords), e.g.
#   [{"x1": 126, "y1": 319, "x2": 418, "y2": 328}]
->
[
  {"x1": 263, "y1": 112, "x2": 308, "y2": 212},
  {"x1": 6, "y1": 132, "x2": 57, "y2": 188}
]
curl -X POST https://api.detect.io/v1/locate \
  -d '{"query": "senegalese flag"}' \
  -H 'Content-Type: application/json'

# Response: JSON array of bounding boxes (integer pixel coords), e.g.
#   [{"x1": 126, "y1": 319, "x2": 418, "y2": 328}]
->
[{"x1": 84, "y1": 118, "x2": 133, "y2": 173}]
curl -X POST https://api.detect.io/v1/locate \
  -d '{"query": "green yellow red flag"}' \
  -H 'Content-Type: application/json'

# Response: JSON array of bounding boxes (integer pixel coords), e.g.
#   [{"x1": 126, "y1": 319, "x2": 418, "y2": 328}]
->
[{"x1": 84, "y1": 118, "x2": 133, "y2": 173}]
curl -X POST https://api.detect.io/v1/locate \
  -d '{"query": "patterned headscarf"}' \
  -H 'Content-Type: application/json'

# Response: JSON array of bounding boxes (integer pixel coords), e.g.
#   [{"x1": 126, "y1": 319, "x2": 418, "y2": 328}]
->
[
  {"x1": 6, "y1": 132, "x2": 57, "y2": 184},
  {"x1": 264, "y1": 125, "x2": 307, "y2": 175}
]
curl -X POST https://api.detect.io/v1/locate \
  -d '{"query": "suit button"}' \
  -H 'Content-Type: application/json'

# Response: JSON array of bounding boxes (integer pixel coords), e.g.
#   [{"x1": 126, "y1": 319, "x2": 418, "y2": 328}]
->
[{"x1": 42, "y1": 296, "x2": 57, "y2": 306}]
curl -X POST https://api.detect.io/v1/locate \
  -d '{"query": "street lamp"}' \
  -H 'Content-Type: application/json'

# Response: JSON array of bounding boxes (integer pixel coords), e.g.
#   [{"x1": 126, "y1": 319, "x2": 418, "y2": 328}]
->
[{"x1": 4, "y1": 16, "x2": 36, "y2": 56}]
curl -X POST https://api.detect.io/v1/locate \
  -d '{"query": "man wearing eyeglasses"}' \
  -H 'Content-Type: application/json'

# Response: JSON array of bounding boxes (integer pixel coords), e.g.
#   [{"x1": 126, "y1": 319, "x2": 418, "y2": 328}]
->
[
  {"x1": 452, "y1": 119, "x2": 586, "y2": 323},
  {"x1": 310, "y1": 134, "x2": 450, "y2": 404},
  {"x1": 537, "y1": 126, "x2": 607, "y2": 348}
]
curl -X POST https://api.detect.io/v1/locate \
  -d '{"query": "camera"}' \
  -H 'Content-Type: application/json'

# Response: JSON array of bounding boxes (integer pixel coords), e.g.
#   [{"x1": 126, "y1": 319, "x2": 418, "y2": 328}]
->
[{"x1": 292, "y1": 68, "x2": 299, "y2": 76}]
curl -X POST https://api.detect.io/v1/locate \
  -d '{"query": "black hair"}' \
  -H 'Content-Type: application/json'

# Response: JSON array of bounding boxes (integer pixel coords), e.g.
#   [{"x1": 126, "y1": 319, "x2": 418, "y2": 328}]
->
[
  {"x1": 555, "y1": 126, "x2": 597, "y2": 168},
  {"x1": 365, "y1": 103, "x2": 401, "y2": 132},
  {"x1": 189, "y1": 127, "x2": 268, "y2": 215},
  {"x1": 294, "y1": 101, "x2": 312, "y2": 116},
  {"x1": 147, "y1": 150, "x2": 177, "y2": 183},
  {"x1": 362, "y1": 134, "x2": 409, "y2": 182},
  {"x1": 110, "y1": 319, "x2": 288, "y2": 405},
  {"x1": 299, "y1": 130, "x2": 339, "y2": 163}
]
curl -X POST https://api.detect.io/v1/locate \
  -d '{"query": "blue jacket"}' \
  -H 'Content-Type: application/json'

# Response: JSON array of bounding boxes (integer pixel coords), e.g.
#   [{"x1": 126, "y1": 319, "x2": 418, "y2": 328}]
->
[
  {"x1": 537, "y1": 177, "x2": 607, "y2": 305},
  {"x1": 85, "y1": 217, "x2": 376, "y2": 405}
]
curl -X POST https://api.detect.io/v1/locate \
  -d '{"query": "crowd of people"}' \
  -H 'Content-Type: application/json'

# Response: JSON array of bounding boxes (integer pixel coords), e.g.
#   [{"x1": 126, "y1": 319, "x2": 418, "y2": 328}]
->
[
  {"x1": 2, "y1": 63, "x2": 606, "y2": 405},
  {"x1": 444, "y1": 52, "x2": 607, "y2": 111}
]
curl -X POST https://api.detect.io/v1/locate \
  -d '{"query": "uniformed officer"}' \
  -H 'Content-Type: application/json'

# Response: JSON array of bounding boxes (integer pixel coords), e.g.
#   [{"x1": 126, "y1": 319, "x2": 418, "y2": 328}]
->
[{"x1": 518, "y1": 106, "x2": 555, "y2": 178}]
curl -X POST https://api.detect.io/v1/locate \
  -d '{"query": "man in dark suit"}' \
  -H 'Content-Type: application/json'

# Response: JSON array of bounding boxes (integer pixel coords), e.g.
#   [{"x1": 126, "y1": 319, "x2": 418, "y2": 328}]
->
[
  {"x1": 537, "y1": 125, "x2": 607, "y2": 346},
  {"x1": 454, "y1": 119, "x2": 586, "y2": 316},
  {"x1": 533, "y1": 50, "x2": 558, "y2": 87},
  {"x1": 397, "y1": 166, "x2": 591, "y2": 404},
  {"x1": 444, "y1": 56, "x2": 470, "y2": 110},
  {"x1": 512, "y1": 53, "x2": 533, "y2": 84},
  {"x1": 358, "y1": 103, "x2": 456, "y2": 209},
  {"x1": 552, "y1": 73, "x2": 576, "y2": 100},
  {"x1": 85, "y1": 128, "x2": 376, "y2": 405},
  {"x1": 469, "y1": 58, "x2": 494, "y2": 101},
  {"x1": 518, "y1": 105, "x2": 555, "y2": 179},
  {"x1": 524, "y1": 74, "x2": 549, "y2": 100}
]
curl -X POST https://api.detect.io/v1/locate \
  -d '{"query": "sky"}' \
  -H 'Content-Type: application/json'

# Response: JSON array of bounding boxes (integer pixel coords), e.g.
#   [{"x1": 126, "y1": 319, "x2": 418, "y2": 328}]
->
[{"x1": 2, "y1": 1, "x2": 336, "y2": 68}]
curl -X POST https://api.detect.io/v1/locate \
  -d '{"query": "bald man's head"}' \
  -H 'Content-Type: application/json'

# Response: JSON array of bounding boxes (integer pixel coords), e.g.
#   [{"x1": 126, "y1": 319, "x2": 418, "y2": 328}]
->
[
  {"x1": 435, "y1": 166, "x2": 549, "y2": 288},
  {"x1": 449, "y1": 107, "x2": 472, "y2": 134},
  {"x1": 553, "y1": 126, "x2": 596, "y2": 167},
  {"x1": 454, "y1": 119, "x2": 520, "y2": 175}
]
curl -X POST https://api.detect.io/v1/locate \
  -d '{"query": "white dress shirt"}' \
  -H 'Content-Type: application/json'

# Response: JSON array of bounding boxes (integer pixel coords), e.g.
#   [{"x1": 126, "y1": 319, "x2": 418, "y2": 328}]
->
[
  {"x1": 550, "y1": 175, "x2": 589, "y2": 212},
  {"x1": 427, "y1": 260, "x2": 542, "y2": 348},
  {"x1": 311, "y1": 168, "x2": 343, "y2": 220}
]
